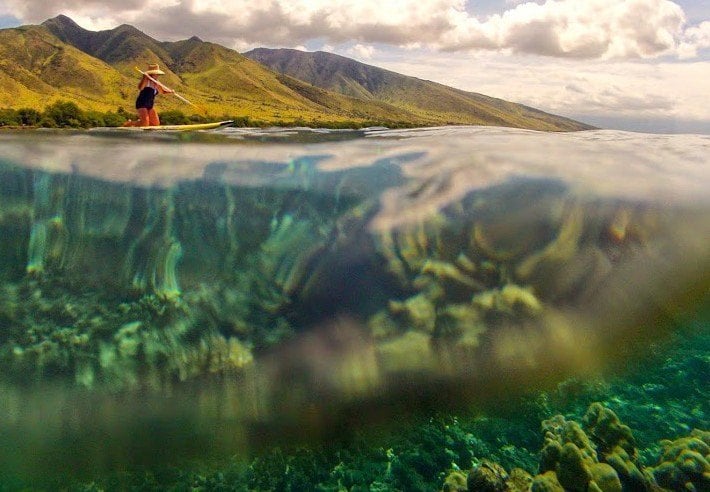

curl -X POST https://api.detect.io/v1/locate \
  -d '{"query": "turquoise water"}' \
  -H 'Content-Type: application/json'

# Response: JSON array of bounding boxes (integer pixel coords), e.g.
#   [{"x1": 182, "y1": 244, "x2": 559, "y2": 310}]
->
[{"x1": 0, "y1": 127, "x2": 708, "y2": 490}]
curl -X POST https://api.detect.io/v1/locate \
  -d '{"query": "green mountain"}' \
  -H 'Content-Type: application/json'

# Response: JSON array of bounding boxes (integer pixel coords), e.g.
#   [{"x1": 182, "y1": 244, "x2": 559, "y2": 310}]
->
[
  {"x1": 0, "y1": 24, "x2": 127, "y2": 111},
  {"x1": 0, "y1": 16, "x2": 422, "y2": 124},
  {"x1": 246, "y1": 48, "x2": 592, "y2": 131},
  {"x1": 0, "y1": 15, "x2": 592, "y2": 130}
]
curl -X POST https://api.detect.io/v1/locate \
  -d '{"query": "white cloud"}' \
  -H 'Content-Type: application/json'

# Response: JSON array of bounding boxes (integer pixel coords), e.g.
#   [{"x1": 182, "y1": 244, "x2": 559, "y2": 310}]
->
[
  {"x1": 678, "y1": 20, "x2": 710, "y2": 57},
  {"x1": 349, "y1": 44, "x2": 376, "y2": 59},
  {"x1": 442, "y1": 0, "x2": 689, "y2": 59},
  {"x1": 0, "y1": 0, "x2": 147, "y2": 31},
  {"x1": 4, "y1": 0, "x2": 708, "y2": 60}
]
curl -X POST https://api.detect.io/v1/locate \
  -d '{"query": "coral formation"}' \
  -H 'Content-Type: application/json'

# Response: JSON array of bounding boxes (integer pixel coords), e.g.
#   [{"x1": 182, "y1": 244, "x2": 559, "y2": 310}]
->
[
  {"x1": 537, "y1": 414, "x2": 600, "y2": 491},
  {"x1": 0, "y1": 159, "x2": 683, "y2": 398},
  {"x1": 0, "y1": 163, "x2": 371, "y2": 388},
  {"x1": 531, "y1": 404, "x2": 659, "y2": 491},
  {"x1": 583, "y1": 402, "x2": 651, "y2": 490},
  {"x1": 442, "y1": 470, "x2": 468, "y2": 492},
  {"x1": 507, "y1": 468, "x2": 534, "y2": 491},
  {"x1": 466, "y1": 460, "x2": 508, "y2": 491},
  {"x1": 439, "y1": 403, "x2": 709, "y2": 492},
  {"x1": 0, "y1": 276, "x2": 256, "y2": 389},
  {"x1": 531, "y1": 471, "x2": 565, "y2": 491},
  {"x1": 652, "y1": 429, "x2": 710, "y2": 491},
  {"x1": 368, "y1": 179, "x2": 665, "y2": 381},
  {"x1": 61, "y1": 401, "x2": 703, "y2": 492}
]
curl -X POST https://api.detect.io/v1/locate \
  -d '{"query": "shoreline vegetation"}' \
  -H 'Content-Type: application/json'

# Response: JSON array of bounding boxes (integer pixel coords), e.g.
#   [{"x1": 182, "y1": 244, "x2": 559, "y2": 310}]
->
[{"x1": 0, "y1": 100, "x2": 422, "y2": 130}]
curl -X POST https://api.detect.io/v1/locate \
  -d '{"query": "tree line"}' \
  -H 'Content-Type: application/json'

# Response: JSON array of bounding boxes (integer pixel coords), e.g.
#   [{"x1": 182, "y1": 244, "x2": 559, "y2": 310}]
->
[
  {"x1": 0, "y1": 101, "x2": 224, "y2": 128},
  {"x1": 0, "y1": 100, "x2": 416, "y2": 129}
]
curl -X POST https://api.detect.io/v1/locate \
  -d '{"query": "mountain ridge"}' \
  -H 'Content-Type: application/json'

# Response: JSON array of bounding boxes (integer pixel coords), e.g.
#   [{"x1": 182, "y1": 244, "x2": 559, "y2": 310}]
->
[
  {"x1": 245, "y1": 47, "x2": 591, "y2": 131},
  {"x1": 0, "y1": 15, "x2": 592, "y2": 130},
  {"x1": 43, "y1": 15, "x2": 172, "y2": 65}
]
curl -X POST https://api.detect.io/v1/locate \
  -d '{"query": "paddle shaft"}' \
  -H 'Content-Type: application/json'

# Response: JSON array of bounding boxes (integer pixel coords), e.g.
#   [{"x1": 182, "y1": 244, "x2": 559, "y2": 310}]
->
[{"x1": 135, "y1": 67, "x2": 198, "y2": 109}]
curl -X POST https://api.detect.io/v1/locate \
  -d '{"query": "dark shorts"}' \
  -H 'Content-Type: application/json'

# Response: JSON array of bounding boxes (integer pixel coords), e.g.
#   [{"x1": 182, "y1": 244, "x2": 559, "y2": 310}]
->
[{"x1": 135, "y1": 87, "x2": 157, "y2": 110}]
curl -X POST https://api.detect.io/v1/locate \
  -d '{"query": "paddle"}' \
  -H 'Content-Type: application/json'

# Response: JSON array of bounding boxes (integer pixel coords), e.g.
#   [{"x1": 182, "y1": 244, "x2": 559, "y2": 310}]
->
[{"x1": 135, "y1": 67, "x2": 207, "y2": 114}]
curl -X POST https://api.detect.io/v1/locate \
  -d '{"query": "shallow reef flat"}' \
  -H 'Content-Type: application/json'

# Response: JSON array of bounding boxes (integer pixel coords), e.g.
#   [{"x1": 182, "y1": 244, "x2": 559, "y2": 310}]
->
[{"x1": 0, "y1": 127, "x2": 707, "y2": 489}]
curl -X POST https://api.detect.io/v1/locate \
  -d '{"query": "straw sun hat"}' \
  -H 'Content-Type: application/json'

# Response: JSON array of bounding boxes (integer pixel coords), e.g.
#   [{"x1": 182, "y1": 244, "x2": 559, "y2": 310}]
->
[{"x1": 145, "y1": 63, "x2": 165, "y2": 75}]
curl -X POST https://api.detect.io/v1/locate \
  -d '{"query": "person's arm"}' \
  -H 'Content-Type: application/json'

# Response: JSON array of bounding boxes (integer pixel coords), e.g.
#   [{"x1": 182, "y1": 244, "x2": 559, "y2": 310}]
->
[
  {"x1": 158, "y1": 84, "x2": 175, "y2": 94},
  {"x1": 138, "y1": 75, "x2": 149, "y2": 90}
]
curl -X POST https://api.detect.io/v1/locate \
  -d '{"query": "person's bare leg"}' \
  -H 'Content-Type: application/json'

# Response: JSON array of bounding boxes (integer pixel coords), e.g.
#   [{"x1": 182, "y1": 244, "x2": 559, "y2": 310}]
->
[
  {"x1": 148, "y1": 109, "x2": 160, "y2": 126},
  {"x1": 138, "y1": 108, "x2": 150, "y2": 127}
]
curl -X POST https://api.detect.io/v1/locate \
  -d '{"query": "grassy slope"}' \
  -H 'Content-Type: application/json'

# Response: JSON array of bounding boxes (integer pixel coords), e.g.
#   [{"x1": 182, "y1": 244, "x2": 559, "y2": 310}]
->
[
  {"x1": 275, "y1": 74, "x2": 425, "y2": 123},
  {"x1": 0, "y1": 26, "x2": 129, "y2": 111}
]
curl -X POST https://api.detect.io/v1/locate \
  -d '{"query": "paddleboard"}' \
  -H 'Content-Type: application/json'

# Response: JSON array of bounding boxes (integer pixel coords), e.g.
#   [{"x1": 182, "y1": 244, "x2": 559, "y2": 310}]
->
[{"x1": 114, "y1": 120, "x2": 233, "y2": 131}]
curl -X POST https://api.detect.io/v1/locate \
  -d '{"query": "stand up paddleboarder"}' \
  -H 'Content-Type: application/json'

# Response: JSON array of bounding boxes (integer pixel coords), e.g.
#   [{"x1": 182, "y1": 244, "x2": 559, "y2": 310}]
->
[{"x1": 123, "y1": 63, "x2": 174, "y2": 127}]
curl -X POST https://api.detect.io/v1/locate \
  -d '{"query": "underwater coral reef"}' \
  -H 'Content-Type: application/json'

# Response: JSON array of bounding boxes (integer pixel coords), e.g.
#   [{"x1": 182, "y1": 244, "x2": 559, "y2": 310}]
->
[{"x1": 0, "y1": 131, "x2": 708, "y2": 491}]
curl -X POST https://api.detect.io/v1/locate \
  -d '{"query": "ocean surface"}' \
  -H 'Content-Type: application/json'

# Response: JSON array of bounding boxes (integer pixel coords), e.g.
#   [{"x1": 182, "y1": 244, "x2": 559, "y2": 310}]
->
[{"x1": 0, "y1": 126, "x2": 708, "y2": 491}]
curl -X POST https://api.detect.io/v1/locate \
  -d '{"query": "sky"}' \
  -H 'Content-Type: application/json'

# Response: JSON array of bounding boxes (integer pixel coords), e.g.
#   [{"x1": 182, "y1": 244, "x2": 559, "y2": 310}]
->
[{"x1": 0, "y1": 0, "x2": 708, "y2": 133}]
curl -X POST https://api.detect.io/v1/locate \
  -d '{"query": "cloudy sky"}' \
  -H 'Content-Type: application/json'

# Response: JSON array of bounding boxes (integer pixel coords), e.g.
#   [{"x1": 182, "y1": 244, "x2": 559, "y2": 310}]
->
[{"x1": 1, "y1": 0, "x2": 708, "y2": 133}]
